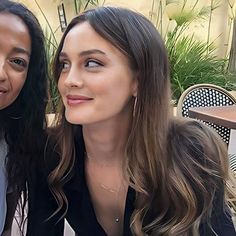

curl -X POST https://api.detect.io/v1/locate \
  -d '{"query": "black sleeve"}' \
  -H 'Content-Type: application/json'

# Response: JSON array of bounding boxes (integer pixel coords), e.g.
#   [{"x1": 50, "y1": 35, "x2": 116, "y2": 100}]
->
[
  {"x1": 200, "y1": 178, "x2": 236, "y2": 236},
  {"x1": 200, "y1": 186, "x2": 236, "y2": 236}
]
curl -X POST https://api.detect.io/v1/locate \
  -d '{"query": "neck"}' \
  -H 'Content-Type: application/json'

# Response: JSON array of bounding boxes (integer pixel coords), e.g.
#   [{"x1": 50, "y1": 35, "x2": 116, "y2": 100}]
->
[{"x1": 82, "y1": 116, "x2": 132, "y2": 165}]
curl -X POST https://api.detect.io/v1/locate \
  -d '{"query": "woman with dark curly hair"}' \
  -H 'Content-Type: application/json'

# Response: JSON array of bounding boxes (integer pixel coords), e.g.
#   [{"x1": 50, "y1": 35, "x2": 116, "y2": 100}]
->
[
  {"x1": 27, "y1": 6, "x2": 235, "y2": 236},
  {"x1": 0, "y1": 0, "x2": 48, "y2": 234}
]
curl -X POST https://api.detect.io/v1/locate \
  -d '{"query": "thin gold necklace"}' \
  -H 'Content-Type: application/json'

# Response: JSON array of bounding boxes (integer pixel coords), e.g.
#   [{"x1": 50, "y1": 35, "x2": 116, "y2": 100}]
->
[{"x1": 85, "y1": 152, "x2": 123, "y2": 224}]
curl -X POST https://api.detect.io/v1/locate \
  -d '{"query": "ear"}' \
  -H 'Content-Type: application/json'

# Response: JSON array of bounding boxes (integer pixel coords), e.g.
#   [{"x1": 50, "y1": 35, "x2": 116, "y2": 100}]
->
[{"x1": 132, "y1": 74, "x2": 138, "y2": 97}]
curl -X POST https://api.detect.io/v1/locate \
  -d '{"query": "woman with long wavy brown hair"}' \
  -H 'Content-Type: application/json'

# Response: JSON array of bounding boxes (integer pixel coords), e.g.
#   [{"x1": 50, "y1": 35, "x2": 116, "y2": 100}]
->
[{"x1": 27, "y1": 6, "x2": 235, "y2": 236}]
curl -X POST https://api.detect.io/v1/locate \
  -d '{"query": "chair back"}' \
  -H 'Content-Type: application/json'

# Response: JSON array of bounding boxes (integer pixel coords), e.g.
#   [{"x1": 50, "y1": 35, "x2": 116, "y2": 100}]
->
[{"x1": 177, "y1": 83, "x2": 236, "y2": 144}]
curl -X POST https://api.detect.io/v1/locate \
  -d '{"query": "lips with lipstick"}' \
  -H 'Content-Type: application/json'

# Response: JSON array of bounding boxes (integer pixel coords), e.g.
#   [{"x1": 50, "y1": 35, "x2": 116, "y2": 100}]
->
[
  {"x1": 66, "y1": 94, "x2": 93, "y2": 105},
  {"x1": 0, "y1": 86, "x2": 8, "y2": 95}
]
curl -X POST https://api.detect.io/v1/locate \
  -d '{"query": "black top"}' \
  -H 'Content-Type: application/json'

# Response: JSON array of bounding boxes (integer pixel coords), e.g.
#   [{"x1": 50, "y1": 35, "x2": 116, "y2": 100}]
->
[{"x1": 26, "y1": 133, "x2": 236, "y2": 236}]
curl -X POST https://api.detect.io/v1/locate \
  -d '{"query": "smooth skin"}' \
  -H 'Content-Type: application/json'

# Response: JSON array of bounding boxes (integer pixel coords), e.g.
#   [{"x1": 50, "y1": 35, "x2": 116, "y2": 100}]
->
[
  {"x1": 58, "y1": 22, "x2": 138, "y2": 235},
  {"x1": 58, "y1": 22, "x2": 137, "y2": 126}
]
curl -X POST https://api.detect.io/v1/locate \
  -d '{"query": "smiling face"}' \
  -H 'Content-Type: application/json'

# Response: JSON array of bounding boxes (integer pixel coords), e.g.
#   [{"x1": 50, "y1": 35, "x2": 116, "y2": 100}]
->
[
  {"x1": 0, "y1": 13, "x2": 31, "y2": 110},
  {"x1": 58, "y1": 22, "x2": 137, "y2": 125}
]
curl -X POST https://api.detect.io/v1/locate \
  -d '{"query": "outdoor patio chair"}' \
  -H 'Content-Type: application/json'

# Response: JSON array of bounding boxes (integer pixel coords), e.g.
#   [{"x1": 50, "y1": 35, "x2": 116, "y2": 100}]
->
[
  {"x1": 177, "y1": 83, "x2": 236, "y2": 216},
  {"x1": 177, "y1": 83, "x2": 236, "y2": 145}
]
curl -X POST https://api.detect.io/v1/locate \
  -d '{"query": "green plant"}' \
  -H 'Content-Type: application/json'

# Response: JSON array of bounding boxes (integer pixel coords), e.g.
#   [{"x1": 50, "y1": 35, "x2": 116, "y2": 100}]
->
[
  {"x1": 33, "y1": 0, "x2": 60, "y2": 112},
  {"x1": 166, "y1": 32, "x2": 233, "y2": 101},
  {"x1": 72, "y1": 0, "x2": 102, "y2": 14},
  {"x1": 150, "y1": 0, "x2": 234, "y2": 102},
  {"x1": 44, "y1": 27, "x2": 59, "y2": 113}
]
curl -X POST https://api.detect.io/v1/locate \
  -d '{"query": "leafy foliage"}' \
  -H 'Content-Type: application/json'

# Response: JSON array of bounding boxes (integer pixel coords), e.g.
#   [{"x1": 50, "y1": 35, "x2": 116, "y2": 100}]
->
[
  {"x1": 166, "y1": 32, "x2": 233, "y2": 100},
  {"x1": 150, "y1": 0, "x2": 234, "y2": 102},
  {"x1": 71, "y1": 0, "x2": 101, "y2": 14},
  {"x1": 44, "y1": 27, "x2": 59, "y2": 113}
]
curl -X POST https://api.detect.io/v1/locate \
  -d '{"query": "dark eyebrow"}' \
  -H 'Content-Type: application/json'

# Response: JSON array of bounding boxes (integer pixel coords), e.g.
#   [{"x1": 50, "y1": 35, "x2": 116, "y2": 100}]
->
[
  {"x1": 12, "y1": 47, "x2": 30, "y2": 58},
  {"x1": 79, "y1": 49, "x2": 106, "y2": 57},
  {"x1": 59, "y1": 52, "x2": 67, "y2": 58},
  {"x1": 59, "y1": 49, "x2": 106, "y2": 58}
]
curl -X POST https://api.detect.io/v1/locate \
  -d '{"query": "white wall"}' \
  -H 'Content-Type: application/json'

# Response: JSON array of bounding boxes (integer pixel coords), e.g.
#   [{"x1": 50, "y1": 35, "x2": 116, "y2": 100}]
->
[{"x1": 15, "y1": 0, "x2": 231, "y2": 57}]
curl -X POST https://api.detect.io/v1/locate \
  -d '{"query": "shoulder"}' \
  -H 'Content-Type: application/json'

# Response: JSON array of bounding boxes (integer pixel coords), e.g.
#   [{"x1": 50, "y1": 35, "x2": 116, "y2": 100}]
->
[
  {"x1": 200, "y1": 206, "x2": 236, "y2": 235},
  {"x1": 42, "y1": 131, "x2": 61, "y2": 175},
  {"x1": 28, "y1": 131, "x2": 60, "y2": 183}
]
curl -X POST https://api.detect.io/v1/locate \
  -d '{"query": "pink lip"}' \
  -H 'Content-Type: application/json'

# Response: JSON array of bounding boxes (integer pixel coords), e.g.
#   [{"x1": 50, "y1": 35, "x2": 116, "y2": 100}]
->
[{"x1": 66, "y1": 94, "x2": 93, "y2": 105}]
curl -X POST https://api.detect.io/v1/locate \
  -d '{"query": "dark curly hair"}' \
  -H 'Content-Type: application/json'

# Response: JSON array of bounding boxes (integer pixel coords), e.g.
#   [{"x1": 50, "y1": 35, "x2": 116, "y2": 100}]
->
[{"x1": 0, "y1": 0, "x2": 48, "y2": 228}]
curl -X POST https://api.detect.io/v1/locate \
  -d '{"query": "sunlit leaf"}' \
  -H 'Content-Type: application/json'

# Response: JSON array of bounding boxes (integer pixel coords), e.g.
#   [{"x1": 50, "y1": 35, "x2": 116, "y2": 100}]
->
[
  {"x1": 166, "y1": 0, "x2": 179, "y2": 6},
  {"x1": 166, "y1": 32, "x2": 233, "y2": 100},
  {"x1": 198, "y1": 6, "x2": 211, "y2": 19}
]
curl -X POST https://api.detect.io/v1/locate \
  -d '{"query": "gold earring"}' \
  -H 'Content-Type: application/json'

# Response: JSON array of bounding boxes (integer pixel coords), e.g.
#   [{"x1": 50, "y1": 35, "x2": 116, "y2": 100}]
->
[{"x1": 133, "y1": 96, "x2": 137, "y2": 117}]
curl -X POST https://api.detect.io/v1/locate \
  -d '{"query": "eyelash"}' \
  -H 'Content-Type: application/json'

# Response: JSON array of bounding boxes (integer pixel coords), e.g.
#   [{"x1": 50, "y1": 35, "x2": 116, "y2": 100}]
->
[
  {"x1": 59, "y1": 59, "x2": 104, "y2": 71},
  {"x1": 60, "y1": 61, "x2": 70, "y2": 70},
  {"x1": 10, "y1": 58, "x2": 27, "y2": 68},
  {"x1": 85, "y1": 59, "x2": 103, "y2": 68}
]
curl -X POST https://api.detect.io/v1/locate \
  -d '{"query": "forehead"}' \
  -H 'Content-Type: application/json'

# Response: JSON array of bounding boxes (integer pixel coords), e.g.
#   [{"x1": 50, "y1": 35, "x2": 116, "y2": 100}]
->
[
  {"x1": 65, "y1": 22, "x2": 97, "y2": 42},
  {"x1": 0, "y1": 13, "x2": 31, "y2": 52},
  {"x1": 63, "y1": 22, "x2": 117, "y2": 53}
]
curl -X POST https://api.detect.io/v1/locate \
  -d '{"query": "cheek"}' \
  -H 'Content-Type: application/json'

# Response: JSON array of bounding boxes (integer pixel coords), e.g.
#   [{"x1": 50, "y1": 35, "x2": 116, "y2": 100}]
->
[
  {"x1": 14, "y1": 76, "x2": 27, "y2": 95},
  {"x1": 95, "y1": 79, "x2": 132, "y2": 106},
  {"x1": 13, "y1": 67, "x2": 26, "y2": 85},
  {"x1": 8, "y1": 76, "x2": 27, "y2": 104},
  {"x1": 105, "y1": 77, "x2": 134, "y2": 98},
  {"x1": 58, "y1": 77, "x2": 65, "y2": 94}
]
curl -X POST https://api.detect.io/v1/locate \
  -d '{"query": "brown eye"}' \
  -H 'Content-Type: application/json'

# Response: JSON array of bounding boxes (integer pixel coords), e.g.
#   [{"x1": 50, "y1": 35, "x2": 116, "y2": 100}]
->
[
  {"x1": 85, "y1": 59, "x2": 103, "y2": 68},
  {"x1": 10, "y1": 58, "x2": 27, "y2": 68},
  {"x1": 59, "y1": 60, "x2": 70, "y2": 72},
  {"x1": 62, "y1": 62, "x2": 70, "y2": 69}
]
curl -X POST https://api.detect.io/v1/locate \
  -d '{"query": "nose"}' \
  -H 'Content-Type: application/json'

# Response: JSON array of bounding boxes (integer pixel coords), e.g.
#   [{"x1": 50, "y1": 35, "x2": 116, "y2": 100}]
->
[
  {"x1": 0, "y1": 60, "x2": 8, "y2": 82},
  {"x1": 63, "y1": 66, "x2": 83, "y2": 88}
]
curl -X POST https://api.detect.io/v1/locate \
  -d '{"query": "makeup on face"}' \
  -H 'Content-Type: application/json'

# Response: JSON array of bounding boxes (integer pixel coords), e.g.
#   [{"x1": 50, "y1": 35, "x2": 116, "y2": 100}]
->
[{"x1": 58, "y1": 22, "x2": 137, "y2": 125}]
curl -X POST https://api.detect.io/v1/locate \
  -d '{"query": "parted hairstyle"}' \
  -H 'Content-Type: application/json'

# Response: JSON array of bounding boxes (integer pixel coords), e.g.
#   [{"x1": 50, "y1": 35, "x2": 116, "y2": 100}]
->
[
  {"x1": 50, "y1": 6, "x2": 229, "y2": 235},
  {"x1": 0, "y1": 0, "x2": 48, "y2": 229}
]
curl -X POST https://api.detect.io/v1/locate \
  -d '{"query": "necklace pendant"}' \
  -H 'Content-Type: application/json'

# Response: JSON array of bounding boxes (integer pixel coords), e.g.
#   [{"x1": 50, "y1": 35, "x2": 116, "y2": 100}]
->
[{"x1": 115, "y1": 218, "x2": 119, "y2": 223}]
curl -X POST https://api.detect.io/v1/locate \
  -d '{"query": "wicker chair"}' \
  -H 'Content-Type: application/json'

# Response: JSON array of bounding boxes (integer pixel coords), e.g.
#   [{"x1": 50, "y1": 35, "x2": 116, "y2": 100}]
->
[
  {"x1": 177, "y1": 83, "x2": 236, "y2": 215},
  {"x1": 177, "y1": 84, "x2": 236, "y2": 145}
]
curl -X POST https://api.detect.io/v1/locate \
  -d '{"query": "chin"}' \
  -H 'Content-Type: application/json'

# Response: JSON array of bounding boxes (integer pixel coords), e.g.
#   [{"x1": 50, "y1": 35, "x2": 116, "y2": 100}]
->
[
  {"x1": 65, "y1": 115, "x2": 81, "y2": 124},
  {"x1": 65, "y1": 111, "x2": 88, "y2": 125}
]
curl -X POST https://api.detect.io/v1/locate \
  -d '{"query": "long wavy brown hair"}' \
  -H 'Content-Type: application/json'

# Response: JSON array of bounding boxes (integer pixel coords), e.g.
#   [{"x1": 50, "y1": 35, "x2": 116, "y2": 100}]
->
[{"x1": 50, "y1": 7, "x2": 229, "y2": 235}]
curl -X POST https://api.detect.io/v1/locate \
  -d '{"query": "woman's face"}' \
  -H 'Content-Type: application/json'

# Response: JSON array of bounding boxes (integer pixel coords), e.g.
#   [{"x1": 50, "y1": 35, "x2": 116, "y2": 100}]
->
[
  {"x1": 58, "y1": 22, "x2": 137, "y2": 125},
  {"x1": 0, "y1": 13, "x2": 31, "y2": 110}
]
